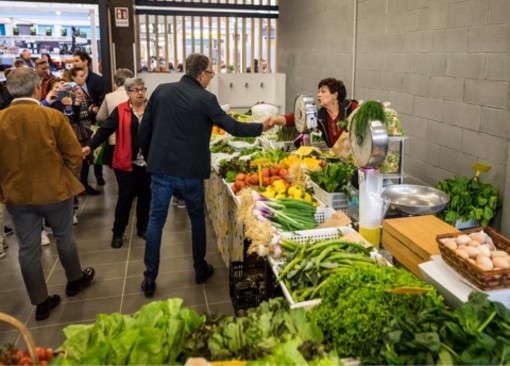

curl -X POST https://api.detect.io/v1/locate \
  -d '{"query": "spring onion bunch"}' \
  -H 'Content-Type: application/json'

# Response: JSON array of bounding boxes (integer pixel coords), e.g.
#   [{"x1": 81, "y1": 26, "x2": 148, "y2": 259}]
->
[{"x1": 251, "y1": 191, "x2": 317, "y2": 232}]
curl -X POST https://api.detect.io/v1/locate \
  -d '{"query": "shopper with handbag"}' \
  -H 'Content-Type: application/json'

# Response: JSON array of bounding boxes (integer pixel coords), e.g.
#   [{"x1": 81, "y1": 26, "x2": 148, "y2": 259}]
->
[{"x1": 68, "y1": 67, "x2": 100, "y2": 195}]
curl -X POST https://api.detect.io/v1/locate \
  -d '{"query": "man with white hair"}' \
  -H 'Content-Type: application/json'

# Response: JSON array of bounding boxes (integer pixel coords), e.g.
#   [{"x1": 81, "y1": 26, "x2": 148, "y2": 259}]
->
[{"x1": 0, "y1": 67, "x2": 95, "y2": 320}]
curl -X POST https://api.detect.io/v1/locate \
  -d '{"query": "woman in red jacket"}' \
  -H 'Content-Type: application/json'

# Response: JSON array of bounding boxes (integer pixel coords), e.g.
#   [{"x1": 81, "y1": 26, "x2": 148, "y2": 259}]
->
[
  {"x1": 269, "y1": 78, "x2": 358, "y2": 147},
  {"x1": 82, "y1": 77, "x2": 151, "y2": 249}
]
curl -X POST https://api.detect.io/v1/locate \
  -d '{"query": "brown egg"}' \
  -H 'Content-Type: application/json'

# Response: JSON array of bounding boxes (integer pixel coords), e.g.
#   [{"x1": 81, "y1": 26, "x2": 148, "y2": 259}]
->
[
  {"x1": 467, "y1": 239, "x2": 481, "y2": 247},
  {"x1": 444, "y1": 239, "x2": 457, "y2": 251},
  {"x1": 455, "y1": 248, "x2": 469, "y2": 259},
  {"x1": 477, "y1": 264, "x2": 492, "y2": 271},
  {"x1": 456, "y1": 235, "x2": 471, "y2": 245},
  {"x1": 491, "y1": 250, "x2": 509, "y2": 258},
  {"x1": 476, "y1": 254, "x2": 494, "y2": 269},
  {"x1": 492, "y1": 257, "x2": 510, "y2": 269},
  {"x1": 478, "y1": 245, "x2": 491, "y2": 257},
  {"x1": 465, "y1": 246, "x2": 481, "y2": 258},
  {"x1": 469, "y1": 232, "x2": 486, "y2": 243}
]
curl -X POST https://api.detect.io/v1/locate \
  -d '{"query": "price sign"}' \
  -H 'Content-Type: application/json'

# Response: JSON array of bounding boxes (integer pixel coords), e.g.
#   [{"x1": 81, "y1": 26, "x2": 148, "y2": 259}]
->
[{"x1": 115, "y1": 7, "x2": 129, "y2": 27}]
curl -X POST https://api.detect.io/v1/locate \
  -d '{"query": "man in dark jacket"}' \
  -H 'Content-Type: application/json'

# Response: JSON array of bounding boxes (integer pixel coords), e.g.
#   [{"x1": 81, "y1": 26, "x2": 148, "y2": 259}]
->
[{"x1": 138, "y1": 53, "x2": 274, "y2": 297}]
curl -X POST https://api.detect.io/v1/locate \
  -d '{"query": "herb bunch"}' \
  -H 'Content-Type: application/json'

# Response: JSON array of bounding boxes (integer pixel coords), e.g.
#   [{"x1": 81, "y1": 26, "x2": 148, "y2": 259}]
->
[{"x1": 351, "y1": 101, "x2": 385, "y2": 142}]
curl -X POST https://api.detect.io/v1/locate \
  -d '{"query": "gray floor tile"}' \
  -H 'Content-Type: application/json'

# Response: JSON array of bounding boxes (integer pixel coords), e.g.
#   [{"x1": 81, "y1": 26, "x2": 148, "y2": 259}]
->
[
  {"x1": 204, "y1": 282, "x2": 230, "y2": 304},
  {"x1": 121, "y1": 285, "x2": 206, "y2": 315},
  {"x1": 47, "y1": 262, "x2": 127, "y2": 285},
  {"x1": 0, "y1": 331, "x2": 19, "y2": 346},
  {"x1": 26, "y1": 320, "x2": 93, "y2": 349}
]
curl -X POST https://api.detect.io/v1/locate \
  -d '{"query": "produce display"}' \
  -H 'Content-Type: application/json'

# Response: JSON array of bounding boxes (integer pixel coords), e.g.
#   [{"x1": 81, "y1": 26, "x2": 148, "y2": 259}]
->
[
  {"x1": 435, "y1": 175, "x2": 500, "y2": 226},
  {"x1": 275, "y1": 236, "x2": 378, "y2": 302},
  {"x1": 308, "y1": 161, "x2": 356, "y2": 195},
  {"x1": 379, "y1": 150, "x2": 400, "y2": 174},
  {"x1": 51, "y1": 299, "x2": 204, "y2": 365},
  {"x1": 186, "y1": 298, "x2": 339, "y2": 365},
  {"x1": 50, "y1": 298, "x2": 340, "y2": 365},
  {"x1": 0, "y1": 345, "x2": 54, "y2": 366},
  {"x1": 374, "y1": 292, "x2": 510, "y2": 365},
  {"x1": 308, "y1": 265, "x2": 445, "y2": 360}
]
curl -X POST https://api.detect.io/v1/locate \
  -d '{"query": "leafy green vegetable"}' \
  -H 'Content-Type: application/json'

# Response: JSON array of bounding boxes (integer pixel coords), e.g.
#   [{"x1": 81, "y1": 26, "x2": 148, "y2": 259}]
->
[
  {"x1": 309, "y1": 265, "x2": 445, "y2": 359},
  {"x1": 183, "y1": 298, "x2": 338, "y2": 364},
  {"x1": 435, "y1": 175, "x2": 500, "y2": 226},
  {"x1": 308, "y1": 161, "x2": 356, "y2": 194},
  {"x1": 211, "y1": 139, "x2": 235, "y2": 154},
  {"x1": 218, "y1": 156, "x2": 253, "y2": 181},
  {"x1": 251, "y1": 148, "x2": 289, "y2": 163},
  {"x1": 53, "y1": 299, "x2": 205, "y2": 365},
  {"x1": 231, "y1": 136, "x2": 257, "y2": 143},
  {"x1": 375, "y1": 292, "x2": 510, "y2": 365}
]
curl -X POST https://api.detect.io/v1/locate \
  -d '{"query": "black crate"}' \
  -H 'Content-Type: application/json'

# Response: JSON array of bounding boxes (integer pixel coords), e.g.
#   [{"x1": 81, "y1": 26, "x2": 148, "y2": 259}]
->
[{"x1": 229, "y1": 259, "x2": 271, "y2": 313}]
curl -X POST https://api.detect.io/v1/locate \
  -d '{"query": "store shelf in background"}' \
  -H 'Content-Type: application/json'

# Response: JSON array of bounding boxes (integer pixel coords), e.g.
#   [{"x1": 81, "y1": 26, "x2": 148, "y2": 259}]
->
[{"x1": 0, "y1": 35, "x2": 72, "y2": 42}]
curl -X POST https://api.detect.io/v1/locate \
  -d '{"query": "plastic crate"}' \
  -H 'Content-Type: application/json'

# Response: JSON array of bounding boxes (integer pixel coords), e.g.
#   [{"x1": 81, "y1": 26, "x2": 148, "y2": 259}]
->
[
  {"x1": 310, "y1": 181, "x2": 348, "y2": 211},
  {"x1": 229, "y1": 260, "x2": 272, "y2": 313},
  {"x1": 280, "y1": 225, "x2": 355, "y2": 244}
]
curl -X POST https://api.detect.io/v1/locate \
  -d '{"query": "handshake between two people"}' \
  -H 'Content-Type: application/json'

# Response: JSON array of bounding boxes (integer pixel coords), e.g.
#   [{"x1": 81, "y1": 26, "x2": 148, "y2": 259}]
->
[{"x1": 261, "y1": 115, "x2": 286, "y2": 132}]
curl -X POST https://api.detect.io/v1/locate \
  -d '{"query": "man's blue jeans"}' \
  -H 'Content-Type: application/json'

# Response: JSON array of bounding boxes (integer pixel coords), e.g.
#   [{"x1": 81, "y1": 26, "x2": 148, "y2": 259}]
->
[{"x1": 143, "y1": 174, "x2": 207, "y2": 282}]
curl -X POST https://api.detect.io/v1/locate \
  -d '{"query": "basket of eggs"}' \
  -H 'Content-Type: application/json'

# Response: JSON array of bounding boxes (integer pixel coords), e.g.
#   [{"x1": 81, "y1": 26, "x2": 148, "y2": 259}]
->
[{"x1": 436, "y1": 227, "x2": 510, "y2": 290}]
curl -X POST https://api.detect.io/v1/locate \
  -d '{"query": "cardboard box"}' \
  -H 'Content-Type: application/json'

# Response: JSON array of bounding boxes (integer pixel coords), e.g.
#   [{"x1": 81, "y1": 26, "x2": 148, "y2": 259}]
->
[{"x1": 382, "y1": 215, "x2": 459, "y2": 277}]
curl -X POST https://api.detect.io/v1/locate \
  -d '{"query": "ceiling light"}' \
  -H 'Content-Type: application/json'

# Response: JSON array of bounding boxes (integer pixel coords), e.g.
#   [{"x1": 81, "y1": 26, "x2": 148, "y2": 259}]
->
[{"x1": 56, "y1": 11, "x2": 61, "y2": 15}]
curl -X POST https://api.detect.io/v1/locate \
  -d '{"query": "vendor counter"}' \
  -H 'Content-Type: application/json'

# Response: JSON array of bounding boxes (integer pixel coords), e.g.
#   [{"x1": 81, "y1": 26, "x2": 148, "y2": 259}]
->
[{"x1": 204, "y1": 171, "x2": 244, "y2": 266}]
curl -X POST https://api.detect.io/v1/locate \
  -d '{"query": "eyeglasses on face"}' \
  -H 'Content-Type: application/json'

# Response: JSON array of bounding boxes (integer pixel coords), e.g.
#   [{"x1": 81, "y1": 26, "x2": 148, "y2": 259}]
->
[
  {"x1": 204, "y1": 70, "x2": 215, "y2": 78},
  {"x1": 130, "y1": 87, "x2": 147, "y2": 93}
]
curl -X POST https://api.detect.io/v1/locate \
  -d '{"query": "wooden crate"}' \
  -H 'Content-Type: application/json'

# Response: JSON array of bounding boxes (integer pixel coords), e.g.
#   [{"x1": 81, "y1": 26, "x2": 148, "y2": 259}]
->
[{"x1": 382, "y1": 215, "x2": 459, "y2": 277}]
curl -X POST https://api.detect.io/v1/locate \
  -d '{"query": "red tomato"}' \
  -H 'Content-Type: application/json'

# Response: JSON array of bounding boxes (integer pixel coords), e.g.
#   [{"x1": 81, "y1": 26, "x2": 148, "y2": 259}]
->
[
  {"x1": 35, "y1": 347, "x2": 47, "y2": 361},
  {"x1": 17, "y1": 355, "x2": 33, "y2": 366}
]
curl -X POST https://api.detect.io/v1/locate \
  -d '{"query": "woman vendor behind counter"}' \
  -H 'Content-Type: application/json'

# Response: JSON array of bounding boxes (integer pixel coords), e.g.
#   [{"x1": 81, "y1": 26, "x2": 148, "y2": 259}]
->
[{"x1": 267, "y1": 77, "x2": 358, "y2": 147}]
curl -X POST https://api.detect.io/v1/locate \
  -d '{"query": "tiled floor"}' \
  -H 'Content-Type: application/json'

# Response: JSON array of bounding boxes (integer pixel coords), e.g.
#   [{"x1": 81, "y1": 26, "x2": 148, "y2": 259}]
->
[{"x1": 0, "y1": 168, "x2": 234, "y2": 349}]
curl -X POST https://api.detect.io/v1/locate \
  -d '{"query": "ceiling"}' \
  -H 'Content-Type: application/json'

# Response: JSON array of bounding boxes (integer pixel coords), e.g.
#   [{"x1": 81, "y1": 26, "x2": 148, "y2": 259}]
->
[{"x1": 0, "y1": 1, "x2": 98, "y2": 26}]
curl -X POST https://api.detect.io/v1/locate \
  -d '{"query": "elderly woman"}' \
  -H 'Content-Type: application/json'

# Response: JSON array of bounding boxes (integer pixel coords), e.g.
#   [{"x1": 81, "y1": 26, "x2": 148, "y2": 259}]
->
[
  {"x1": 82, "y1": 77, "x2": 151, "y2": 249},
  {"x1": 268, "y1": 78, "x2": 358, "y2": 147}
]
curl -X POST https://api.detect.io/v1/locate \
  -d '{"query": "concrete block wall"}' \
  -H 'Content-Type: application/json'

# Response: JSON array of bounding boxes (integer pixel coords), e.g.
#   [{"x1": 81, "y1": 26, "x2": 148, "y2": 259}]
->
[{"x1": 278, "y1": 0, "x2": 510, "y2": 235}]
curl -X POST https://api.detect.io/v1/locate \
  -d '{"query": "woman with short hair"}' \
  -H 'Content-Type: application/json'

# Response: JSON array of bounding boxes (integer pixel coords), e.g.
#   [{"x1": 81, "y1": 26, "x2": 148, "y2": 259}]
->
[{"x1": 82, "y1": 77, "x2": 151, "y2": 249}]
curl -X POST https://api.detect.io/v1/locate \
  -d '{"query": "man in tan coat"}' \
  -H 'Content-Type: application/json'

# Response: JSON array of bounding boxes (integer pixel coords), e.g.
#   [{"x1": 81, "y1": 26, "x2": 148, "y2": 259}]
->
[{"x1": 0, "y1": 68, "x2": 95, "y2": 321}]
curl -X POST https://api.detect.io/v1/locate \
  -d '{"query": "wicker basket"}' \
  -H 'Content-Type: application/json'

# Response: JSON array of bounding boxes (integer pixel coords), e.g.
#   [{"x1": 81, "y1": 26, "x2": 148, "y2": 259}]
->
[
  {"x1": 436, "y1": 227, "x2": 510, "y2": 290},
  {"x1": 0, "y1": 312, "x2": 39, "y2": 364}
]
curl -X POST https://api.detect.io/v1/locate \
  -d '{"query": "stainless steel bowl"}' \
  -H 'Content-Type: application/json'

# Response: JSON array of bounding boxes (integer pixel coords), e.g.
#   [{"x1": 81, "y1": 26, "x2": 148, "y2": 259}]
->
[{"x1": 382, "y1": 184, "x2": 450, "y2": 216}]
